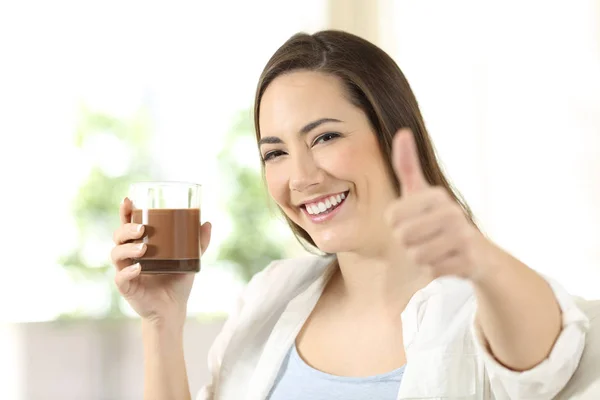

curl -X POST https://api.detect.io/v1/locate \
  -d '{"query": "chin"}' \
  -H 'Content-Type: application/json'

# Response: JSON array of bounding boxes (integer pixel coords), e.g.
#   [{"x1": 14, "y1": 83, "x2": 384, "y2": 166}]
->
[{"x1": 310, "y1": 232, "x2": 355, "y2": 254}]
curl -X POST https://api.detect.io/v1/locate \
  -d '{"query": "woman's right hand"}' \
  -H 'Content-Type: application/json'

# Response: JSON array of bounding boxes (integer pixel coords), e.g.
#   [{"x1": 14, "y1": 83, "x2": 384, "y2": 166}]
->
[{"x1": 110, "y1": 197, "x2": 212, "y2": 325}]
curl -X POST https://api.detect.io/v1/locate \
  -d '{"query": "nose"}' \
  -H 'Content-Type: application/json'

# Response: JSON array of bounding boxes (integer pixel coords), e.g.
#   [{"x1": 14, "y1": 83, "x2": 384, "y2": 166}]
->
[{"x1": 289, "y1": 151, "x2": 324, "y2": 192}]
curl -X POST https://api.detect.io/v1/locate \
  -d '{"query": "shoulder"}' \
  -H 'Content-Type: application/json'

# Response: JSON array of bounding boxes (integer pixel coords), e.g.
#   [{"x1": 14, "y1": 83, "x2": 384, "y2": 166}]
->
[{"x1": 242, "y1": 254, "x2": 335, "y2": 304}]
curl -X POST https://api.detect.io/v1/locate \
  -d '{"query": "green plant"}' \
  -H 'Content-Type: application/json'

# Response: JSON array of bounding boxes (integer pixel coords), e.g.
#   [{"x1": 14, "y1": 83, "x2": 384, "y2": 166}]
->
[
  {"x1": 216, "y1": 110, "x2": 286, "y2": 281},
  {"x1": 58, "y1": 105, "x2": 158, "y2": 318},
  {"x1": 59, "y1": 106, "x2": 290, "y2": 319}
]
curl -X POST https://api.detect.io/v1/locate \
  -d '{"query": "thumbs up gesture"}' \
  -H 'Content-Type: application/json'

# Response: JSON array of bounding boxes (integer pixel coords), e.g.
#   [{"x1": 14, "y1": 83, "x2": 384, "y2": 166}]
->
[{"x1": 385, "y1": 129, "x2": 486, "y2": 281}]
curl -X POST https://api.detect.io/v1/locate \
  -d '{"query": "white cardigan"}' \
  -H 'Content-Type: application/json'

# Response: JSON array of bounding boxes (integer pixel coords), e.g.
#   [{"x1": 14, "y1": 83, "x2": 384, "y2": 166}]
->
[{"x1": 196, "y1": 255, "x2": 589, "y2": 400}]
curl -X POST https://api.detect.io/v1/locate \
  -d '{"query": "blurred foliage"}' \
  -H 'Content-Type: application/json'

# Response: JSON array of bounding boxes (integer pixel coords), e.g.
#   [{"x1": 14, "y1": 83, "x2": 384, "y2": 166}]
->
[
  {"x1": 59, "y1": 106, "x2": 286, "y2": 319},
  {"x1": 58, "y1": 106, "x2": 158, "y2": 319},
  {"x1": 217, "y1": 111, "x2": 286, "y2": 282}
]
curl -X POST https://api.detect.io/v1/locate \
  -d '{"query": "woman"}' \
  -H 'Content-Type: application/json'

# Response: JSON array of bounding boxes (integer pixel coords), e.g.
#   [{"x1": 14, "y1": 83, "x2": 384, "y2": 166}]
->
[{"x1": 110, "y1": 31, "x2": 589, "y2": 400}]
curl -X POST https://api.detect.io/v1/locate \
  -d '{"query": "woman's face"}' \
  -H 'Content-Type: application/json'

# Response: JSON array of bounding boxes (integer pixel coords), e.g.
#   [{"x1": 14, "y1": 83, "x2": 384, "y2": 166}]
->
[{"x1": 258, "y1": 71, "x2": 397, "y2": 254}]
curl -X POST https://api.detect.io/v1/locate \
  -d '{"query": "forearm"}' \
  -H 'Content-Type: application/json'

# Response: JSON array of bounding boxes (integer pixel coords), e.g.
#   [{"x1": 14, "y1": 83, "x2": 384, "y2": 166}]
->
[
  {"x1": 473, "y1": 240, "x2": 562, "y2": 371},
  {"x1": 142, "y1": 319, "x2": 191, "y2": 400}
]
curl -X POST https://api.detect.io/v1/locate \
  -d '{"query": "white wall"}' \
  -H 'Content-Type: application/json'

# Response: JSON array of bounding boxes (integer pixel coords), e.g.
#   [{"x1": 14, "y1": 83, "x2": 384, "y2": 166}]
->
[
  {"x1": 391, "y1": 0, "x2": 600, "y2": 299},
  {"x1": 0, "y1": 319, "x2": 223, "y2": 400},
  {"x1": 0, "y1": 0, "x2": 327, "y2": 322}
]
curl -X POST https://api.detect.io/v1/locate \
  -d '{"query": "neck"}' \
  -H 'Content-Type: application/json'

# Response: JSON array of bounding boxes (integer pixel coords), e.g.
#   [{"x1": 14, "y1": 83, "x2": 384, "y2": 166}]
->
[{"x1": 329, "y1": 246, "x2": 433, "y2": 313}]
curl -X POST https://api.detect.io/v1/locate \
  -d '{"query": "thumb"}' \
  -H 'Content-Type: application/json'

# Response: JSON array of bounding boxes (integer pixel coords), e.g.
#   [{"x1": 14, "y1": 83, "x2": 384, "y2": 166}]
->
[{"x1": 392, "y1": 128, "x2": 429, "y2": 195}]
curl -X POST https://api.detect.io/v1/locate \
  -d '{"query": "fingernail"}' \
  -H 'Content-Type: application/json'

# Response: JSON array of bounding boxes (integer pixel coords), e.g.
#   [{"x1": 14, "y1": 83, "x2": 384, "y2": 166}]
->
[
  {"x1": 132, "y1": 224, "x2": 143, "y2": 232},
  {"x1": 121, "y1": 197, "x2": 128, "y2": 205},
  {"x1": 128, "y1": 263, "x2": 141, "y2": 272},
  {"x1": 136, "y1": 243, "x2": 145, "y2": 251}
]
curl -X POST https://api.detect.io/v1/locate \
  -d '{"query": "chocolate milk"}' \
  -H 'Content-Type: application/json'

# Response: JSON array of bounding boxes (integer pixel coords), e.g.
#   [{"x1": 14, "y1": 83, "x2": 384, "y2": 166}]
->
[{"x1": 131, "y1": 208, "x2": 200, "y2": 273}]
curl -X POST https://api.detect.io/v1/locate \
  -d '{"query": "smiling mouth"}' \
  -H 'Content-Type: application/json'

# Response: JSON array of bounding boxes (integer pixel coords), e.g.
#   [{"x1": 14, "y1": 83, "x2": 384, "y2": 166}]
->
[{"x1": 301, "y1": 191, "x2": 349, "y2": 216}]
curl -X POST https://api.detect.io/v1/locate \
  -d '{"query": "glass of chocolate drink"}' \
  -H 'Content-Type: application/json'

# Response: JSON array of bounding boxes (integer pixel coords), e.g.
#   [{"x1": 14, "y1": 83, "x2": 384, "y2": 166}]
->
[{"x1": 129, "y1": 182, "x2": 202, "y2": 274}]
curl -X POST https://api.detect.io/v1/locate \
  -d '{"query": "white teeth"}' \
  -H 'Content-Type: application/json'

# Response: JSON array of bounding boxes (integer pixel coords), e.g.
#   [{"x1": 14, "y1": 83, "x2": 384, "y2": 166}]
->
[{"x1": 304, "y1": 192, "x2": 348, "y2": 216}]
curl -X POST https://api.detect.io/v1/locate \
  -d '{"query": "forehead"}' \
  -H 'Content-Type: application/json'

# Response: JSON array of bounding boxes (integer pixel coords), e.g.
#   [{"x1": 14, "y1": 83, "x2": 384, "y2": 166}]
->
[{"x1": 258, "y1": 71, "x2": 354, "y2": 138}]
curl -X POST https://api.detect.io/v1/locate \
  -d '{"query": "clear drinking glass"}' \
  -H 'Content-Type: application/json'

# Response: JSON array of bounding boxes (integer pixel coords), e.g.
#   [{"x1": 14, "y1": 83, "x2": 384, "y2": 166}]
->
[{"x1": 129, "y1": 182, "x2": 202, "y2": 273}]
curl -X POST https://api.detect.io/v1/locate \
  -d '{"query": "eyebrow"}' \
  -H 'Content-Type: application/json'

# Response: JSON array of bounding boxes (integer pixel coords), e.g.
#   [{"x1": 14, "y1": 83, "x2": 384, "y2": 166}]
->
[{"x1": 258, "y1": 118, "x2": 342, "y2": 147}]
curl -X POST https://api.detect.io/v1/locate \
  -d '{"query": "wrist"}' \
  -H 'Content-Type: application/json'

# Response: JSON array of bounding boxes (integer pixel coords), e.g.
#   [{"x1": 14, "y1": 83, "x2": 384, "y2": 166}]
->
[
  {"x1": 468, "y1": 236, "x2": 504, "y2": 285},
  {"x1": 142, "y1": 318, "x2": 186, "y2": 361},
  {"x1": 142, "y1": 315, "x2": 186, "y2": 339},
  {"x1": 142, "y1": 308, "x2": 187, "y2": 328},
  {"x1": 470, "y1": 239, "x2": 523, "y2": 294}
]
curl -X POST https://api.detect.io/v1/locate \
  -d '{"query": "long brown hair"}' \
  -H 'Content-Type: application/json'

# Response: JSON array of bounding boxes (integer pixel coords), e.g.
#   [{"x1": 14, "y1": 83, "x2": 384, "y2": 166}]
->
[{"x1": 254, "y1": 30, "x2": 476, "y2": 251}]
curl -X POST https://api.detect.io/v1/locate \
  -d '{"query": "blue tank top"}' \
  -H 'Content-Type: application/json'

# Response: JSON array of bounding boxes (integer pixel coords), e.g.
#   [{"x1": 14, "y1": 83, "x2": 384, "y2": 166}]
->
[{"x1": 267, "y1": 344, "x2": 405, "y2": 400}]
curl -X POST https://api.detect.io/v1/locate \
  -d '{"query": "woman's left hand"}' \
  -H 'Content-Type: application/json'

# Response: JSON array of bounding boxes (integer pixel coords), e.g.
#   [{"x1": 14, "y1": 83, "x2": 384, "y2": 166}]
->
[{"x1": 385, "y1": 128, "x2": 491, "y2": 281}]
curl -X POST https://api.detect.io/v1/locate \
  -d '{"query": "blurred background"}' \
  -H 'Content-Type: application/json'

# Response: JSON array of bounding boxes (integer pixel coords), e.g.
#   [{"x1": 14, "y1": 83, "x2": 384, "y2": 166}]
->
[{"x1": 0, "y1": 0, "x2": 599, "y2": 398}]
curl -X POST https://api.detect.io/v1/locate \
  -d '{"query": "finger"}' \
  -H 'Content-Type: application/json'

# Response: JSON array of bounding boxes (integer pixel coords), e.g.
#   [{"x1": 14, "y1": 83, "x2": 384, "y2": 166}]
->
[
  {"x1": 120, "y1": 197, "x2": 133, "y2": 225},
  {"x1": 392, "y1": 129, "x2": 429, "y2": 195},
  {"x1": 385, "y1": 187, "x2": 448, "y2": 227},
  {"x1": 200, "y1": 221, "x2": 212, "y2": 255},
  {"x1": 114, "y1": 263, "x2": 141, "y2": 296},
  {"x1": 429, "y1": 251, "x2": 463, "y2": 279},
  {"x1": 110, "y1": 243, "x2": 147, "y2": 269},
  {"x1": 398, "y1": 202, "x2": 459, "y2": 246},
  {"x1": 408, "y1": 234, "x2": 458, "y2": 266},
  {"x1": 112, "y1": 223, "x2": 145, "y2": 245}
]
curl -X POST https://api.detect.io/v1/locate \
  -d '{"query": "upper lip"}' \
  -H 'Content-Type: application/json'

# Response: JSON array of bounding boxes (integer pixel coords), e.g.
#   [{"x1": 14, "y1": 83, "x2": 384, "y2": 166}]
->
[{"x1": 297, "y1": 191, "x2": 348, "y2": 207}]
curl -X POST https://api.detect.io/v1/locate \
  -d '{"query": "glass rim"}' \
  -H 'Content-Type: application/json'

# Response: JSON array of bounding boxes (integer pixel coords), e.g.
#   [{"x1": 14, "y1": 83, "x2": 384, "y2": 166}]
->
[{"x1": 130, "y1": 181, "x2": 202, "y2": 188}]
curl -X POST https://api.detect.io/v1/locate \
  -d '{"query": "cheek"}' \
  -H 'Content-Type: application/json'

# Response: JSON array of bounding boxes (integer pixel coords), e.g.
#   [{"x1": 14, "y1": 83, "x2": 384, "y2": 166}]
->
[
  {"x1": 321, "y1": 136, "x2": 394, "y2": 199},
  {"x1": 264, "y1": 166, "x2": 289, "y2": 206},
  {"x1": 265, "y1": 165, "x2": 304, "y2": 226},
  {"x1": 317, "y1": 142, "x2": 360, "y2": 177}
]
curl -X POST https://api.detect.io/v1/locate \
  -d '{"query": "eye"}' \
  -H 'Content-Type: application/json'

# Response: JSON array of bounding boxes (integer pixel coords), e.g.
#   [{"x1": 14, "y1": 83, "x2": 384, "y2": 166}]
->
[
  {"x1": 313, "y1": 132, "x2": 340, "y2": 146},
  {"x1": 262, "y1": 150, "x2": 286, "y2": 162}
]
